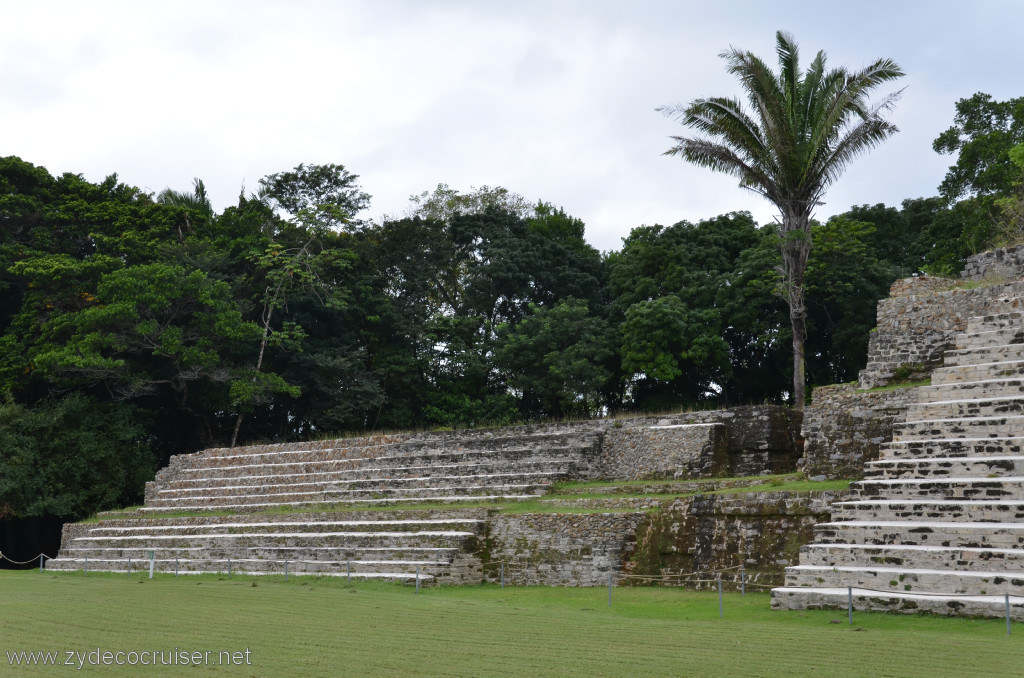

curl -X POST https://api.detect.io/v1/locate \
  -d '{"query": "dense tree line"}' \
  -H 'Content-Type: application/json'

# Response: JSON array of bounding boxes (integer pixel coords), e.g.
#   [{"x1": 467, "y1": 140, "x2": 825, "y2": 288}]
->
[{"x1": 1, "y1": 91, "x2": 1022, "y2": 523}]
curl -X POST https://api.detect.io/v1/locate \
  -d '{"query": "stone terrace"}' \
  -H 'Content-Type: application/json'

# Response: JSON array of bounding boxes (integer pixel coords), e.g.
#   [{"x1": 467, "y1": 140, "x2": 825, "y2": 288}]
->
[
  {"x1": 774, "y1": 310, "x2": 1024, "y2": 619},
  {"x1": 45, "y1": 428, "x2": 604, "y2": 582},
  {"x1": 46, "y1": 403, "x2": 800, "y2": 583}
]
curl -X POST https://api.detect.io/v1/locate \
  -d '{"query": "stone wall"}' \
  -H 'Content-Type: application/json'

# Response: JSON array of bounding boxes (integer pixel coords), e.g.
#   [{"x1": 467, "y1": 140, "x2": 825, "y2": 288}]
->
[
  {"x1": 596, "y1": 423, "x2": 727, "y2": 480},
  {"x1": 800, "y1": 383, "x2": 919, "y2": 479},
  {"x1": 484, "y1": 512, "x2": 646, "y2": 586},
  {"x1": 857, "y1": 277, "x2": 1024, "y2": 389},
  {"x1": 483, "y1": 490, "x2": 842, "y2": 588},
  {"x1": 960, "y1": 244, "x2": 1024, "y2": 281},
  {"x1": 627, "y1": 491, "x2": 843, "y2": 588},
  {"x1": 597, "y1": 405, "x2": 801, "y2": 480},
  {"x1": 858, "y1": 245, "x2": 1024, "y2": 390}
]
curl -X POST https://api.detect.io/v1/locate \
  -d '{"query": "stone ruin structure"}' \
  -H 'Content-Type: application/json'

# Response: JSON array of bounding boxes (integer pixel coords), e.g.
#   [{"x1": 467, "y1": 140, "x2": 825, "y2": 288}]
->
[
  {"x1": 48, "y1": 243, "x2": 1024, "y2": 619},
  {"x1": 774, "y1": 244, "x2": 1024, "y2": 618},
  {"x1": 48, "y1": 406, "x2": 806, "y2": 586}
]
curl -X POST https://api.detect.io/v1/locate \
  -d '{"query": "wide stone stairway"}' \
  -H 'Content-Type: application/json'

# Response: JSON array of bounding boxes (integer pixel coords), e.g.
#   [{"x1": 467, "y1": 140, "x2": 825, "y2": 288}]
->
[
  {"x1": 45, "y1": 428, "x2": 602, "y2": 582},
  {"x1": 773, "y1": 311, "x2": 1024, "y2": 618}
]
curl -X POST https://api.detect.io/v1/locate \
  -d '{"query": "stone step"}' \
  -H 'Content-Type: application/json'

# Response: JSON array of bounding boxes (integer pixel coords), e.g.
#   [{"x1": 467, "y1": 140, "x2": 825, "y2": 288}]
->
[
  {"x1": 191, "y1": 437, "x2": 401, "y2": 460},
  {"x1": 137, "y1": 492, "x2": 544, "y2": 513},
  {"x1": 143, "y1": 482, "x2": 549, "y2": 510},
  {"x1": 945, "y1": 343, "x2": 1024, "y2": 368},
  {"x1": 812, "y1": 520, "x2": 1024, "y2": 548},
  {"x1": 966, "y1": 312, "x2": 1024, "y2": 335},
  {"x1": 917, "y1": 378, "x2": 1024, "y2": 402},
  {"x1": 907, "y1": 395, "x2": 1024, "y2": 421},
  {"x1": 160, "y1": 447, "x2": 581, "y2": 480},
  {"x1": 43, "y1": 556, "x2": 438, "y2": 579},
  {"x1": 879, "y1": 437, "x2": 1024, "y2": 460},
  {"x1": 83, "y1": 518, "x2": 484, "y2": 536},
  {"x1": 864, "y1": 455, "x2": 1024, "y2": 479},
  {"x1": 797, "y1": 542, "x2": 1024, "y2": 572},
  {"x1": 69, "y1": 529, "x2": 477, "y2": 551},
  {"x1": 159, "y1": 459, "x2": 573, "y2": 490},
  {"x1": 771, "y1": 586, "x2": 1024, "y2": 620},
  {"x1": 55, "y1": 545, "x2": 460, "y2": 562},
  {"x1": 155, "y1": 471, "x2": 566, "y2": 500},
  {"x1": 830, "y1": 499, "x2": 1024, "y2": 523},
  {"x1": 188, "y1": 430, "x2": 589, "y2": 461},
  {"x1": 931, "y1": 360, "x2": 1024, "y2": 385},
  {"x1": 49, "y1": 552, "x2": 453, "y2": 573},
  {"x1": 173, "y1": 442, "x2": 399, "y2": 468},
  {"x1": 853, "y1": 477, "x2": 1024, "y2": 500},
  {"x1": 403, "y1": 432, "x2": 601, "y2": 453},
  {"x1": 956, "y1": 326, "x2": 1024, "y2": 350},
  {"x1": 784, "y1": 564, "x2": 1024, "y2": 597},
  {"x1": 892, "y1": 415, "x2": 1024, "y2": 441}
]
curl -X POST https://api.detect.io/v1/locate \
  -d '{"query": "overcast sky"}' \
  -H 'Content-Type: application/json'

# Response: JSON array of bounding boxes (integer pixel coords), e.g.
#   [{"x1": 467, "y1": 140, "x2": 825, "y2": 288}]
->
[{"x1": 2, "y1": 1, "x2": 1021, "y2": 252}]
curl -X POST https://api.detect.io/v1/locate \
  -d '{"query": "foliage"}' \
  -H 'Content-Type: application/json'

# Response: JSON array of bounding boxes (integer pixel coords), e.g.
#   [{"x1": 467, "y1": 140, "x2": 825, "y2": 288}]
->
[
  {"x1": 408, "y1": 183, "x2": 533, "y2": 222},
  {"x1": 496, "y1": 298, "x2": 613, "y2": 418},
  {"x1": 992, "y1": 143, "x2": 1024, "y2": 246},
  {"x1": 658, "y1": 31, "x2": 903, "y2": 408},
  {"x1": 934, "y1": 93, "x2": 1024, "y2": 201},
  {"x1": 804, "y1": 217, "x2": 893, "y2": 384},
  {"x1": 0, "y1": 394, "x2": 154, "y2": 519},
  {"x1": 607, "y1": 212, "x2": 789, "y2": 408},
  {"x1": 929, "y1": 94, "x2": 1024, "y2": 263},
  {"x1": 259, "y1": 163, "x2": 371, "y2": 231}
]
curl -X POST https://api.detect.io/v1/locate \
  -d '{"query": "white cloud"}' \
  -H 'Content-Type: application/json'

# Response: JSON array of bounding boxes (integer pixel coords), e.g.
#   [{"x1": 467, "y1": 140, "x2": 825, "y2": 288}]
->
[{"x1": 1, "y1": 0, "x2": 1020, "y2": 251}]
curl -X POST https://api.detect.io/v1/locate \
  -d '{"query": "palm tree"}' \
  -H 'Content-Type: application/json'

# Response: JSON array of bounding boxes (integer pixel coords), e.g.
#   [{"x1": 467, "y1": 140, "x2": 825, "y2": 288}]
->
[
  {"x1": 658, "y1": 31, "x2": 903, "y2": 409},
  {"x1": 157, "y1": 178, "x2": 214, "y2": 238}
]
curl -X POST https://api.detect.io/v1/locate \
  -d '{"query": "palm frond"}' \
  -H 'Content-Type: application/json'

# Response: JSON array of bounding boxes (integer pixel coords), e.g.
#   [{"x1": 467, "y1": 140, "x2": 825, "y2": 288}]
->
[{"x1": 660, "y1": 29, "x2": 902, "y2": 224}]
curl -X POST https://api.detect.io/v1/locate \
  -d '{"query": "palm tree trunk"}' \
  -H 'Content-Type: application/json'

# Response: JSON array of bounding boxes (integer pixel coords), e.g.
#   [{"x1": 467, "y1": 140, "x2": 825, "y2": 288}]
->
[
  {"x1": 779, "y1": 211, "x2": 812, "y2": 411},
  {"x1": 790, "y1": 297, "x2": 807, "y2": 410}
]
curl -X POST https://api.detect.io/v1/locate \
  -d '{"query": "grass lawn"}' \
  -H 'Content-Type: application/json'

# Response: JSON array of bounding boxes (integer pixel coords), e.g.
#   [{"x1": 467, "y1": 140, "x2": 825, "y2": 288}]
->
[
  {"x1": 2, "y1": 571, "x2": 1022, "y2": 677},
  {"x1": 91, "y1": 473, "x2": 850, "y2": 522}
]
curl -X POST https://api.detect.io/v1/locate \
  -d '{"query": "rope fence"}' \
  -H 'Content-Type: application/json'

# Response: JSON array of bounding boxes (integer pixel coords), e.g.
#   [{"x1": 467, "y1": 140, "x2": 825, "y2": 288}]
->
[
  {"x1": 0, "y1": 551, "x2": 55, "y2": 571},
  {"x1": 5, "y1": 550, "x2": 1022, "y2": 632}
]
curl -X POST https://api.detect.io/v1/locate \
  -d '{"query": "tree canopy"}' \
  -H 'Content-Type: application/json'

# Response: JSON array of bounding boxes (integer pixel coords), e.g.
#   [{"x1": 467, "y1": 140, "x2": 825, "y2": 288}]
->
[
  {"x1": 658, "y1": 31, "x2": 904, "y2": 408},
  {"x1": 0, "y1": 86, "x2": 1015, "y2": 521}
]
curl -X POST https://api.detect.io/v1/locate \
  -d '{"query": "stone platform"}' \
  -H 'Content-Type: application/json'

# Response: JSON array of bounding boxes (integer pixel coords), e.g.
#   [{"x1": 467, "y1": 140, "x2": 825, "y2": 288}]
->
[{"x1": 774, "y1": 311, "x2": 1024, "y2": 618}]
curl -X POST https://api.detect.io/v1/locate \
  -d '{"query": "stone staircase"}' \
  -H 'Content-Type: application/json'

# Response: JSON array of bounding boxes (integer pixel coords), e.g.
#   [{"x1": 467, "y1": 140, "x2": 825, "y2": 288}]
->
[
  {"x1": 773, "y1": 311, "x2": 1024, "y2": 618},
  {"x1": 45, "y1": 428, "x2": 603, "y2": 581}
]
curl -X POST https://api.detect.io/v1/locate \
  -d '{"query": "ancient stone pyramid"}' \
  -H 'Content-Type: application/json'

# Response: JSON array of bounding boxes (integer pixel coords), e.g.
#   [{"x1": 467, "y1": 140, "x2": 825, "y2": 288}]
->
[
  {"x1": 774, "y1": 310, "x2": 1024, "y2": 618},
  {"x1": 45, "y1": 429, "x2": 602, "y2": 581}
]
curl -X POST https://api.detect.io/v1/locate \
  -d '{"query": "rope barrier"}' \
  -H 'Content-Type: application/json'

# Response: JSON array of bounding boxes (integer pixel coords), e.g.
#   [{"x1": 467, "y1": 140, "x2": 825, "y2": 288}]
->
[
  {"x1": 0, "y1": 551, "x2": 54, "y2": 566},
  {"x1": 5, "y1": 550, "x2": 1019, "y2": 604}
]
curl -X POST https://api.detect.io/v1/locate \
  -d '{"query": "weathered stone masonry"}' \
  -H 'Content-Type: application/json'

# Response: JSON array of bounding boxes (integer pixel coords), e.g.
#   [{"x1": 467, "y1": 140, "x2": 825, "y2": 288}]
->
[
  {"x1": 802, "y1": 245, "x2": 1024, "y2": 479},
  {"x1": 800, "y1": 384, "x2": 918, "y2": 479},
  {"x1": 485, "y1": 512, "x2": 646, "y2": 586},
  {"x1": 597, "y1": 405, "x2": 801, "y2": 480},
  {"x1": 482, "y1": 491, "x2": 840, "y2": 587},
  {"x1": 626, "y1": 491, "x2": 842, "y2": 588}
]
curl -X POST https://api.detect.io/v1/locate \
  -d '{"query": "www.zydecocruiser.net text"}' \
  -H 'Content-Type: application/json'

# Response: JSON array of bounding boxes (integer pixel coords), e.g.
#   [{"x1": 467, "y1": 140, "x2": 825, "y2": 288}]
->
[{"x1": 6, "y1": 647, "x2": 252, "y2": 669}]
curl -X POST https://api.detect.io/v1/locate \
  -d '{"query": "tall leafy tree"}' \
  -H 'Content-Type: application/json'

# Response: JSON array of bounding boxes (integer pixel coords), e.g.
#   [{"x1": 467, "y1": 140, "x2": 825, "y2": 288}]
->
[
  {"x1": 934, "y1": 93, "x2": 1024, "y2": 202},
  {"x1": 658, "y1": 31, "x2": 903, "y2": 408},
  {"x1": 495, "y1": 298, "x2": 613, "y2": 419},
  {"x1": 932, "y1": 94, "x2": 1024, "y2": 259},
  {"x1": 607, "y1": 212, "x2": 787, "y2": 409}
]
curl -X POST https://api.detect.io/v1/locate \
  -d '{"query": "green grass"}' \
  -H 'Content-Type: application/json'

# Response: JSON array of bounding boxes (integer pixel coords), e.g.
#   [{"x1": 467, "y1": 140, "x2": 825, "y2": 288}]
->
[
  {"x1": 2, "y1": 571, "x2": 1022, "y2": 677},
  {"x1": 856, "y1": 378, "x2": 931, "y2": 393},
  {"x1": 551, "y1": 474, "x2": 850, "y2": 496},
  {"x1": 552, "y1": 471, "x2": 804, "y2": 490},
  {"x1": 90, "y1": 474, "x2": 849, "y2": 523}
]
